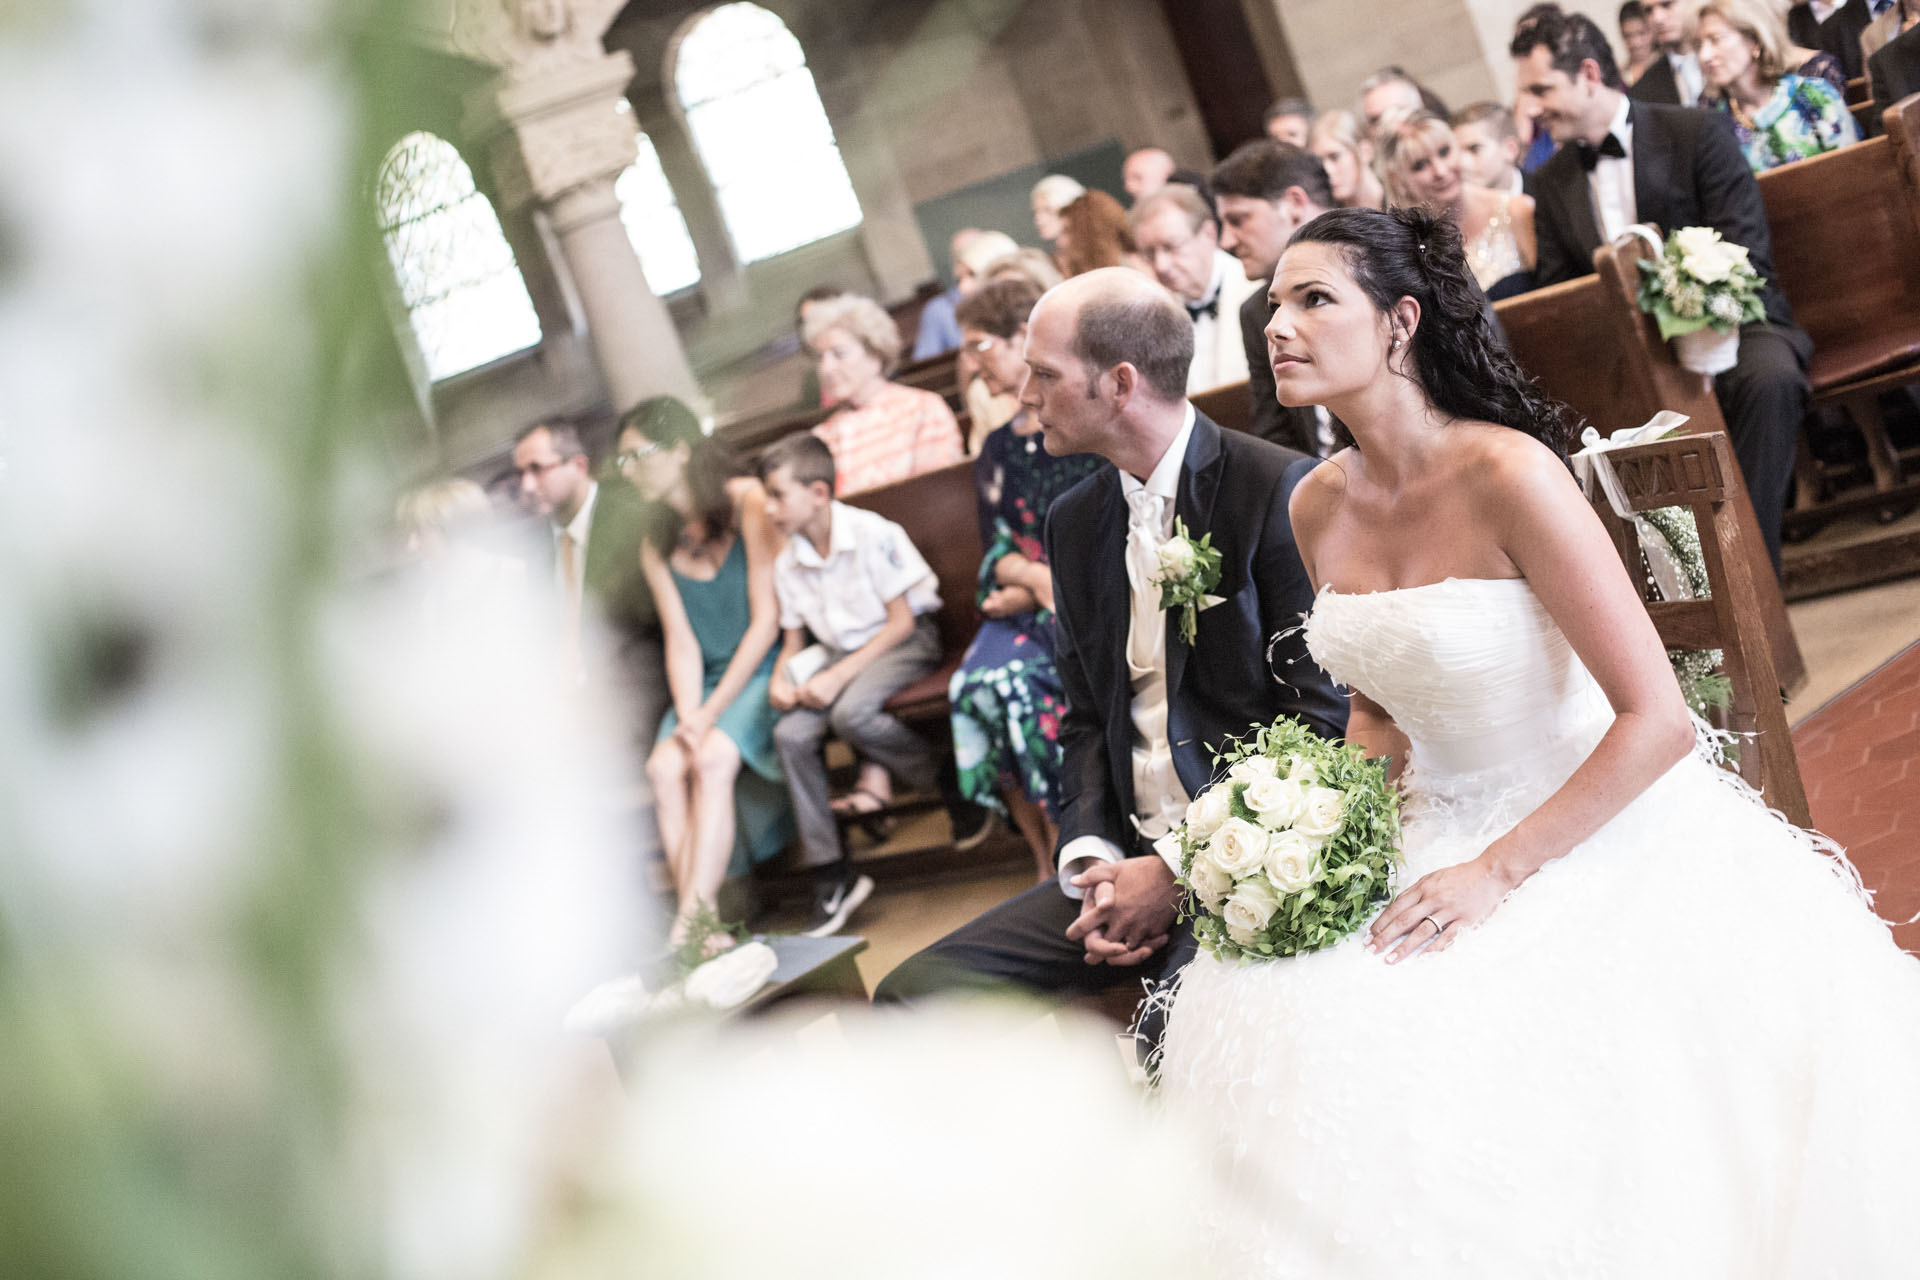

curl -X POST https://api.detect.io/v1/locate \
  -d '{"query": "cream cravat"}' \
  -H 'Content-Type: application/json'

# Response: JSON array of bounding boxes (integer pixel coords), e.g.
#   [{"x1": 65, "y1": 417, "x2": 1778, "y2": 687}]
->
[
  {"x1": 559, "y1": 530, "x2": 583, "y2": 660},
  {"x1": 1124, "y1": 487, "x2": 1166, "y2": 674}
]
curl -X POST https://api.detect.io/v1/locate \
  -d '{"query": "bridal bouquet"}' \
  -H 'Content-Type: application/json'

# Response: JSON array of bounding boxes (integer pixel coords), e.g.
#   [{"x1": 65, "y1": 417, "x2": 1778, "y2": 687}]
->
[
  {"x1": 1172, "y1": 716, "x2": 1401, "y2": 962},
  {"x1": 1634, "y1": 225, "x2": 1765, "y2": 340}
]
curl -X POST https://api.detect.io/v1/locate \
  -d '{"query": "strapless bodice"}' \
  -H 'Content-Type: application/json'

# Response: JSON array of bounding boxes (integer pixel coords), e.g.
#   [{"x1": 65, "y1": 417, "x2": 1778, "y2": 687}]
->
[{"x1": 1303, "y1": 576, "x2": 1613, "y2": 780}]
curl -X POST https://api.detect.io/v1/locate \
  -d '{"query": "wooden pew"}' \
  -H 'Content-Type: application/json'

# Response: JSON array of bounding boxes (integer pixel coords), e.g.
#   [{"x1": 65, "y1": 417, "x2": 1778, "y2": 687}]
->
[
  {"x1": 1584, "y1": 431, "x2": 1811, "y2": 823},
  {"x1": 1496, "y1": 247, "x2": 1806, "y2": 693},
  {"x1": 1757, "y1": 131, "x2": 1920, "y2": 527}
]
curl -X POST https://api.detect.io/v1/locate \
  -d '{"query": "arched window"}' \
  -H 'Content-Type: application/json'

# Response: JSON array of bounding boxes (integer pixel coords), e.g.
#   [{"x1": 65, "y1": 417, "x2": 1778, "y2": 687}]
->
[
  {"x1": 376, "y1": 132, "x2": 542, "y2": 381},
  {"x1": 673, "y1": 3, "x2": 862, "y2": 263},
  {"x1": 616, "y1": 128, "x2": 702, "y2": 296}
]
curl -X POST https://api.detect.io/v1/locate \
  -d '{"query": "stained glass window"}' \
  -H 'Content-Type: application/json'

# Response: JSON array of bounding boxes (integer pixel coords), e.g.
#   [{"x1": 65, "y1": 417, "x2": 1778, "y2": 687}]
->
[
  {"x1": 674, "y1": 3, "x2": 862, "y2": 263},
  {"x1": 376, "y1": 132, "x2": 542, "y2": 381},
  {"x1": 616, "y1": 129, "x2": 702, "y2": 296}
]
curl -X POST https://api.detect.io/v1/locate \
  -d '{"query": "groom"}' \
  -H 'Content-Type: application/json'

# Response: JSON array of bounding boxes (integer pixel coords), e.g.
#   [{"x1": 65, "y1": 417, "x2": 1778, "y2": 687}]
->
[{"x1": 873, "y1": 268, "x2": 1346, "y2": 1028}]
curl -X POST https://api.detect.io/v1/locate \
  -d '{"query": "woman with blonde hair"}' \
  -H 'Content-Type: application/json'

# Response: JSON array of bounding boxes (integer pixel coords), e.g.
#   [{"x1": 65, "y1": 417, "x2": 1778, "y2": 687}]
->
[
  {"x1": 802, "y1": 293, "x2": 964, "y2": 494},
  {"x1": 1378, "y1": 108, "x2": 1536, "y2": 299},
  {"x1": 1307, "y1": 109, "x2": 1386, "y2": 211},
  {"x1": 1696, "y1": 0, "x2": 1859, "y2": 171}
]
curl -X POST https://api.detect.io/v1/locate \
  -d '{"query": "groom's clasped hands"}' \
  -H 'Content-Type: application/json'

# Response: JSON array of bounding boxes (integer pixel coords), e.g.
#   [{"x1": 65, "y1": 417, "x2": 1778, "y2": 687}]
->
[{"x1": 1066, "y1": 858, "x2": 1182, "y2": 965}]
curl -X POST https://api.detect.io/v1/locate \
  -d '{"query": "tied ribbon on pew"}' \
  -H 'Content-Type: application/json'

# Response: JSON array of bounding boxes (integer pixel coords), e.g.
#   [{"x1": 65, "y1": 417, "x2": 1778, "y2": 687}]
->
[{"x1": 1571, "y1": 413, "x2": 1734, "y2": 732}]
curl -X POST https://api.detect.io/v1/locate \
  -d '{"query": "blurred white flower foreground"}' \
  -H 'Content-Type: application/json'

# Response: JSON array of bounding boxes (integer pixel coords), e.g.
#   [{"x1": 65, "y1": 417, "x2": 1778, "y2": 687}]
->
[{"x1": 0, "y1": 4, "x2": 1219, "y2": 1279}]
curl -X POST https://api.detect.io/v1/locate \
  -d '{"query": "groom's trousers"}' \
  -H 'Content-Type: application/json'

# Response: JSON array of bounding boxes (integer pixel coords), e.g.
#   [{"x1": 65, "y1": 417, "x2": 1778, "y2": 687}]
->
[{"x1": 872, "y1": 876, "x2": 1198, "y2": 1053}]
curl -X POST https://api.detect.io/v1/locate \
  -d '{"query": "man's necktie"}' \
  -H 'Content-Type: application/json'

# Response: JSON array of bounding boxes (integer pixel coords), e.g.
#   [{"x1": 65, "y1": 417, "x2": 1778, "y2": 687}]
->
[
  {"x1": 1576, "y1": 132, "x2": 1628, "y2": 172},
  {"x1": 1125, "y1": 487, "x2": 1167, "y2": 673}
]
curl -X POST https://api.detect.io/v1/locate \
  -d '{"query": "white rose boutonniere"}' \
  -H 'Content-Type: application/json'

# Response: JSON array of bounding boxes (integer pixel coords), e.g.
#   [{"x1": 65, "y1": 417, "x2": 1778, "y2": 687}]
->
[
  {"x1": 1242, "y1": 775, "x2": 1307, "y2": 830},
  {"x1": 1208, "y1": 817, "x2": 1270, "y2": 878},
  {"x1": 1294, "y1": 785, "x2": 1347, "y2": 840},
  {"x1": 1262, "y1": 829, "x2": 1321, "y2": 894},
  {"x1": 1152, "y1": 517, "x2": 1225, "y2": 645}
]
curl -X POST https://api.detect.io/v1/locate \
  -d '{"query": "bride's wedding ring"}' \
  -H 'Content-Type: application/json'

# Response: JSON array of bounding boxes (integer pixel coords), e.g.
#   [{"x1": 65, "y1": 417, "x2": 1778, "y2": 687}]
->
[{"x1": 1423, "y1": 916, "x2": 1443, "y2": 935}]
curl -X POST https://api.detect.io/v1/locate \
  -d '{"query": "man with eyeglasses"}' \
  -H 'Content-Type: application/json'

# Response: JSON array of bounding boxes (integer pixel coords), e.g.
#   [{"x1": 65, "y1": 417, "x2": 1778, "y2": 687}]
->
[
  {"x1": 1126, "y1": 183, "x2": 1260, "y2": 395},
  {"x1": 510, "y1": 418, "x2": 659, "y2": 676}
]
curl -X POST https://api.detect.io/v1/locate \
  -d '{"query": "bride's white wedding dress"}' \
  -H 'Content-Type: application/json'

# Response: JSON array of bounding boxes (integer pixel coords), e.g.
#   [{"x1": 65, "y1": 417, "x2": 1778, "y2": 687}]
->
[{"x1": 1158, "y1": 577, "x2": 1920, "y2": 1279}]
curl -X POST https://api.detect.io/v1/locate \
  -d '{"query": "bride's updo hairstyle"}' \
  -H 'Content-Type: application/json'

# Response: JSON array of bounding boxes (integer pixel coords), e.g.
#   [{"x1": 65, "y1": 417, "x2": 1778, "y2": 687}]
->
[{"x1": 1288, "y1": 206, "x2": 1575, "y2": 459}]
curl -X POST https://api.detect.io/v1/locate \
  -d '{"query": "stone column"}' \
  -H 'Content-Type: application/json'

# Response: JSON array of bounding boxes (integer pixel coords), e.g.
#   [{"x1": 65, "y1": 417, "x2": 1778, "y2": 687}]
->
[{"x1": 452, "y1": 0, "x2": 701, "y2": 413}]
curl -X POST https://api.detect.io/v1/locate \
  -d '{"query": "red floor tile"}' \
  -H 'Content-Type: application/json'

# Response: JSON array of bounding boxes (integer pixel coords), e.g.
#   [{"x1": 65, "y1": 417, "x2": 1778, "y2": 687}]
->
[{"x1": 1796, "y1": 641, "x2": 1920, "y2": 942}]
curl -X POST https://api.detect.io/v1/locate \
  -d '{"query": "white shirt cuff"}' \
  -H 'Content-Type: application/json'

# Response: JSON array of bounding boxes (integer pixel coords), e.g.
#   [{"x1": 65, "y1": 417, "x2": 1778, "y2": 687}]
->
[
  {"x1": 1055, "y1": 835, "x2": 1126, "y2": 899},
  {"x1": 1149, "y1": 831, "x2": 1185, "y2": 878}
]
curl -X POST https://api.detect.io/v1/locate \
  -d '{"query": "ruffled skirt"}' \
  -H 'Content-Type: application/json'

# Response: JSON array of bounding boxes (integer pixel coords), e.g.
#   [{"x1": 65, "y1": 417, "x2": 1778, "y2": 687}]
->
[{"x1": 1157, "y1": 728, "x2": 1920, "y2": 1279}]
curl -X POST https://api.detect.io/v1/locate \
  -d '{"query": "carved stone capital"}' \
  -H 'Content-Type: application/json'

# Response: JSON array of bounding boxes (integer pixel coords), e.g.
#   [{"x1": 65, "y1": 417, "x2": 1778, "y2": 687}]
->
[
  {"x1": 466, "y1": 49, "x2": 638, "y2": 215},
  {"x1": 444, "y1": 0, "x2": 628, "y2": 81}
]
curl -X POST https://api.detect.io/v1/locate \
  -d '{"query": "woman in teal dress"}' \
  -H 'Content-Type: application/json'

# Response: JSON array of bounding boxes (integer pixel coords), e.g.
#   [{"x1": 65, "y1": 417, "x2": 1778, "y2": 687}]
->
[
  {"x1": 949, "y1": 278, "x2": 1105, "y2": 881},
  {"x1": 1695, "y1": 0, "x2": 1859, "y2": 172},
  {"x1": 618, "y1": 397, "x2": 792, "y2": 946}
]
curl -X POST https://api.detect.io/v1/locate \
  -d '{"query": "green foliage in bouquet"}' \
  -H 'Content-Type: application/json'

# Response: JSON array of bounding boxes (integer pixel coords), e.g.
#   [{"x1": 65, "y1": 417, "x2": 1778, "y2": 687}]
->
[
  {"x1": 1174, "y1": 716, "x2": 1402, "y2": 962},
  {"x1": 1640, "y1": 504, "x2": 1733, "y2": 723},
  {"x1": 1635, "y1": 226, "x2": 1765, "y2": 340}
]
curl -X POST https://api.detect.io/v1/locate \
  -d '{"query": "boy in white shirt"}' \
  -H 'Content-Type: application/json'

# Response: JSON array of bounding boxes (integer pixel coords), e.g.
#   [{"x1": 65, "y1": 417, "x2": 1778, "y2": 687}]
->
[{"x1": 759, "y1": 433, "x2": 943, "y2": 936}]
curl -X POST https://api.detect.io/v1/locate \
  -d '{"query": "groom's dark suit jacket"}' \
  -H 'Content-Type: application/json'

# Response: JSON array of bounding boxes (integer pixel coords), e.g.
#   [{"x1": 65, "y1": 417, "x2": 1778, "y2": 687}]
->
[
  {"x1": 1043, "y1": 412, "x2": 1348, "y2": 864},
  {"x1": 1531, "y1": 99, "x2": 1798, "y2": 331}
]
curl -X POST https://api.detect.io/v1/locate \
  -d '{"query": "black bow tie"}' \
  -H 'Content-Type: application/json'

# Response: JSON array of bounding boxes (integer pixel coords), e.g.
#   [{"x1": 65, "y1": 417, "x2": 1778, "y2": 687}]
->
[
  {"x1": 1186, "y1": 296, "x2": 1219, "y2": 321},
  {"x1": 1575, "y1": 132, "x2": 1627, "y2": 172}
]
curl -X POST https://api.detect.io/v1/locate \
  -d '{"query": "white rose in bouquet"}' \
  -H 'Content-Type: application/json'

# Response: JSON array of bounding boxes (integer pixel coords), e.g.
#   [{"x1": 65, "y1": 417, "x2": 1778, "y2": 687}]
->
[
  {"x1": 1285, "y1": 753, "x2": 1319, "y2": 785},
  {"x1": 1156, "y1": 536, "x2": 1196, "y2": 577},
  {"x1": 1187, "y1": 850, "x2": 1234, "y2": 911},
  {"x1": 1294, "y1": 786, "x2": 1347, "y2": 840},
  {"x1": 1208, "y1": 817, "x2": 1270, "y2": 877},
  {"x1": 1262, "y1": 829, "x2": 1321, "y2": 894},
  {"x1": 1672, "y1": 227, "x2": 1733, "y2": 283},
  {"x1": 1185, "y1": 786, "x2": 1232, "y2": 840},
  {"x1": 1228, "y1": 754, "x2": 1279, "y2": 784},
  {"x1": 1221, "y1": 877, "x2": 1281, "y2": 945},
  {"x1": 1242, "y1": 775, "x2": 1306, "y2": 830}
]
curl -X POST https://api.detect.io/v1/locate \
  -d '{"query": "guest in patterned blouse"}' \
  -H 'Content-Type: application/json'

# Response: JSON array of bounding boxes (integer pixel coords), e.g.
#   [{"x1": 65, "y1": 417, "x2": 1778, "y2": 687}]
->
[
  {"x1": 949, "y1": 276, "x2": 1104, "y2": 882},
  {"x1": 1696, "y1": 0, "x2": 1860, "y2": 171},
  {"x1": 803, "y1": 293, "x2": 965, "y2": 495}
]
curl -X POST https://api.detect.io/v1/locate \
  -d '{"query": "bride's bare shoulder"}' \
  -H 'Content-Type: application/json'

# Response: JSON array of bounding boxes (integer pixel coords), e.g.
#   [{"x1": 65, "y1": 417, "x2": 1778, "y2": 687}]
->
[{"x1": 1452, "y1": 425, "x2": 1574, "y2": 498}]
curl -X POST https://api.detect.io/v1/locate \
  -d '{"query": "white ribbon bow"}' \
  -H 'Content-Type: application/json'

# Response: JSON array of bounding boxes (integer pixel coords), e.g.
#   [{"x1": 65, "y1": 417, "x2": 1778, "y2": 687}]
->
[{"x1": 1569, "y1": 411, "x2": 1696, "y2": 602}]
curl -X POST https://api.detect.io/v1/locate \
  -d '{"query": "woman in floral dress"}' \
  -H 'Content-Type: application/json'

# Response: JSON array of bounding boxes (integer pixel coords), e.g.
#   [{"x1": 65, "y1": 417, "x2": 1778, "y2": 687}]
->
[
  {"x1": 1695, "y1": 0, "x2": 1859, "y2": 172},
  {"x1": 948, "y1": 277, "x2": 1103, "y2": 881}
]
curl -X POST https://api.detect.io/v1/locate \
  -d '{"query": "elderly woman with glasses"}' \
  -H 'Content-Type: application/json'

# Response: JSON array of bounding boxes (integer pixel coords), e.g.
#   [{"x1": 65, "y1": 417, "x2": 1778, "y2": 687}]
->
[
  {"x1": 946, "y1": 277, "x2": 1105, "y2": 882},
  {"x1": 615, "y1": 396, "x2": 792, "y2": 948},
  {"x1": 803, "y1": 293, "x2": 965, "y2": 494}
]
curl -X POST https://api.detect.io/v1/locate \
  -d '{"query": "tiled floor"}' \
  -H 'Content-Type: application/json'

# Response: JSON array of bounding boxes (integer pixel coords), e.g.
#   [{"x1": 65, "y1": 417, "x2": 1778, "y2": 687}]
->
[{"x1": 1794, "y1": 640, "x2": 1920, "y2": 951}]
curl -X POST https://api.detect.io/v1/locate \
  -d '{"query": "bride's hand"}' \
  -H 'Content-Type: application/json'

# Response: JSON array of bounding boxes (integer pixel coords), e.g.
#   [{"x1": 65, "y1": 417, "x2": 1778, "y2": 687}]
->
[{"x1": 1366, "y1": 854, "x2": 1518, "y2": 964}]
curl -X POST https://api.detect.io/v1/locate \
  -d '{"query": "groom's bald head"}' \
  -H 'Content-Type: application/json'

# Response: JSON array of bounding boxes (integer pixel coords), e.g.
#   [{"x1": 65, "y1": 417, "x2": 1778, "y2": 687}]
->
[{"x1": 1038, "y1": 267, "x2": 1194, "y2": 404}]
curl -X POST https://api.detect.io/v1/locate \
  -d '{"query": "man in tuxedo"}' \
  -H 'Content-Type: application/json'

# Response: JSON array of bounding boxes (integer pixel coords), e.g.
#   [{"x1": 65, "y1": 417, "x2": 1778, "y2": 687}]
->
[
  {"x1": 1208, "y1": 140, "x2": 1341, "y2": 457},
  {"x1": 1626, "y1": 0, "x2": 1704, "y2": 105},
  {"x1": 1820, "y1": 0, "x2": 1875, "y2": 78},
  {"x1": 1515, "y1": 8, "x2": 1811, "y2": 570},
  {"x1": 1129, "y1": 184, "x2": 1262, "y2": 394},
  {"x1": 872, "y1": 269, "x2": 1347, "y2": 1032}
]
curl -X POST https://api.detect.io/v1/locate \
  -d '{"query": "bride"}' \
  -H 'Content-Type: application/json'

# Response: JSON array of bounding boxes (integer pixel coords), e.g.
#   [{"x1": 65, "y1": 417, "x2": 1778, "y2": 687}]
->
[{"x1": 1156, "y1": 207, "x2": 1920, "y2": 1277}]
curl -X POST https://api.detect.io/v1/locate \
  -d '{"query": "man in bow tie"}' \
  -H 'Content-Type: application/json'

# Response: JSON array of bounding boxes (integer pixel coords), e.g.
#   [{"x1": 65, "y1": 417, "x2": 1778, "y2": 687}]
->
[
  {"x1": 872, "y1": 268, "x2": 1346, "y2": 1046},
  {"x1": 1129, "y1": 184, "x2": 1263, "y2": 395},
  {"x1": 1515, "y1": 6, "x2": 1810, "y2": 571}
]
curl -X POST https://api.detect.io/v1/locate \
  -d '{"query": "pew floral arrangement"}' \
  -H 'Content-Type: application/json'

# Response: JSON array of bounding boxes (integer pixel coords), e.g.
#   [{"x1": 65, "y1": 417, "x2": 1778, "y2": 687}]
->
[
  {"x1": 1634, "y1": 225, "x2": 1765, "y2": 340},
  {"x1": 1153, "y1": 517, "x2": 1225, "y2": 645},
  {"x1": 1172, "y1": 715, "x2": 1401, "y2": 962}
]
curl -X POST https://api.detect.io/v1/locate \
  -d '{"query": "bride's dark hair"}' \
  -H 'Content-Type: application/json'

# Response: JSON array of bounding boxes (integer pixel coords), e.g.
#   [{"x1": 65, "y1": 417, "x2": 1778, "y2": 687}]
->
[{"x1": 1287, "y1": 207, "x2": 1575, "y2": 459}]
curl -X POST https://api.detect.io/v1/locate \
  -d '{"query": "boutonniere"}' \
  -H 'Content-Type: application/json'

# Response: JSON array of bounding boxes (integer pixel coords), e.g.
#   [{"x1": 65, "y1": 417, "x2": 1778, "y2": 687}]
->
[{"x1": 1153, "y1": 517, "x2": 1225, "y2": 645}]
